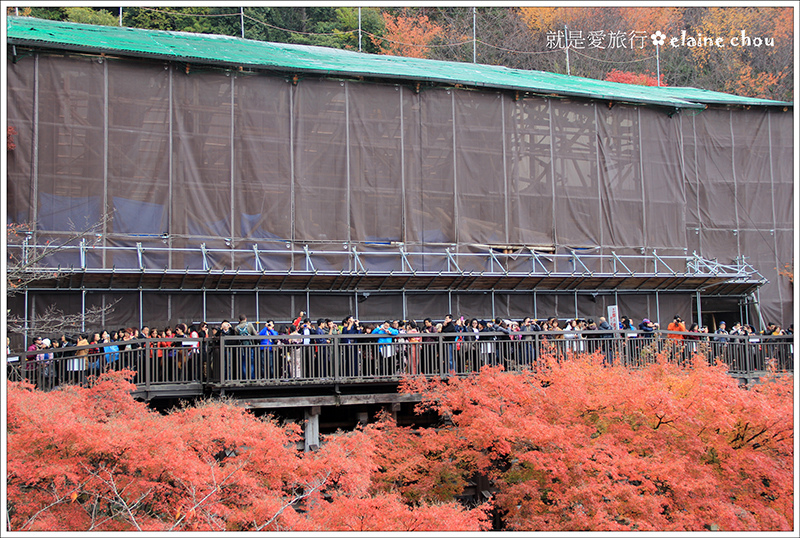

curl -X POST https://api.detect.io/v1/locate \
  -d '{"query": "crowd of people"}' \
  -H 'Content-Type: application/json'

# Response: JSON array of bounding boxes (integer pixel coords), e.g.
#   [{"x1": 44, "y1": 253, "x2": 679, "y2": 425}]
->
[
  {"x1": 13, "y1": 313, "x2": 793, "y2": 359},
  {"x1": 11, "y1": 311, "x2": 792, "y2": 380}
]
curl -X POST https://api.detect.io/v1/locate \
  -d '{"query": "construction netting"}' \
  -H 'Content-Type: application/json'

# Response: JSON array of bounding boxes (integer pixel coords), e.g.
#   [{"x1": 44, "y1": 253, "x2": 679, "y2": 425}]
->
[{"x1": 6, "y1": 52, "x2": 794, "y2": 326}]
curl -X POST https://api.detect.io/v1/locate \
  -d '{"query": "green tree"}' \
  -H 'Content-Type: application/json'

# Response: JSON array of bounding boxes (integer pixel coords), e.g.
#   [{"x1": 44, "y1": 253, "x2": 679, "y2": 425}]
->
[
  {"x1": 330, "y1": 7, "x2": 385, "y2": 53},
  {"x1": 26, "y1": 7, "x2": 67, "y2": 21},
  {"x1": 122, "y1": 6, "x2": 216, "y2": 34},
  {"x1": 65, "y1": 7, "x2": 118, "y2": 26}
]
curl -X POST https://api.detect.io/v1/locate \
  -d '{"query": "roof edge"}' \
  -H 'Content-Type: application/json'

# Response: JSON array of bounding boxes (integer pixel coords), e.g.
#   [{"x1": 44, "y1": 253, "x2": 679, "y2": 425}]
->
[{"x1": 7, "y1": 16, "x2": 793, "y2": 109}]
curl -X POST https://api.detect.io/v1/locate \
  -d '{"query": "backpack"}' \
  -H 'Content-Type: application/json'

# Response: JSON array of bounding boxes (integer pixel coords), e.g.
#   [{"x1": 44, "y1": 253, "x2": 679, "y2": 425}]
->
[{"x1": 237, "y1": 324, "x2": 253, "y2": 345}]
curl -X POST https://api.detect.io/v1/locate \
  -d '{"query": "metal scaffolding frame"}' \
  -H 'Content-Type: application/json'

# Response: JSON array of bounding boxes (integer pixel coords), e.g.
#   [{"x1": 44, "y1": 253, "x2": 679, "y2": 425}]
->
[
  {"x1": 6, "y1": 46, "x2": 792, "y2": 340},
  {"x1": 12, "y1": 240, "x2": 764, "y2": 288}
]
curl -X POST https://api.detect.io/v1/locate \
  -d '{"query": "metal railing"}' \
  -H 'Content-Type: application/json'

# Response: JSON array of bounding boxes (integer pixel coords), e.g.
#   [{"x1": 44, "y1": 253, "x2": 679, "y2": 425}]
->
[
  {"x1": 8, "y1": 240, "x2": 763, "y2": 280},
  {"x1": 7, "y1": 331, "x2": 793, "y2": 394}
]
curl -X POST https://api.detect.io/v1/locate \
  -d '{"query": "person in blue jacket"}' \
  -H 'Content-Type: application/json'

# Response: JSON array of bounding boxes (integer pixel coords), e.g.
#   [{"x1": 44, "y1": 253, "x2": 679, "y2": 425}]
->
[
  {"x1": 638, "y1": 318, "x2": 658, "y2": 338},
  {"x1": 371, "y1": 321, "x2": 399, "y2": 375},
  {"x1": 258, "y1": 320, "x2": 278, "y2": 379}
]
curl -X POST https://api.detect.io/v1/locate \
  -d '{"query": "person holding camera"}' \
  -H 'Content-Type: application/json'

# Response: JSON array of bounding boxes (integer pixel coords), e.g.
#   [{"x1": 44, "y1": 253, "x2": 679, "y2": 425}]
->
[
  {"x1": 638, "y1": 318, "x2": 659, "y2": 338},
  {"x1": 341, "y1": 316, "x2": 361, "y2": 377},
  {"x1": 667, "y1": 315, "x2": 686, "y2": 340}
]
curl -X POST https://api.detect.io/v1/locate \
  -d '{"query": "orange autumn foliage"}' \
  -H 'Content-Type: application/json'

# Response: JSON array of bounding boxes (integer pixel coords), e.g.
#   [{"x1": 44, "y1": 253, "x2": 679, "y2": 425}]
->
[
  {"x1": 395, "y1": 351, "x2": 793, "y2": 531},
  {"x1": 6, "y1": 352, "x2": 793, "y2": 532},
  {"x1": 377, "y1": 9, "x2": 442, "y2": 58},
  {"x1": 6, "y1": 371, "x2": 489, "y2": 531},
  {"x1": 605, "y1": 69, "x2": 666, "y2": 87}
]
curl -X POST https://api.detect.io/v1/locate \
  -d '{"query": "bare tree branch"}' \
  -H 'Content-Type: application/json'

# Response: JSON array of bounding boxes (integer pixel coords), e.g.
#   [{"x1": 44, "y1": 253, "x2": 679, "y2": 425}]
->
[
  {"x1": 7, "y1": 213, "x2": 118, "y2": 337},
  {"x1": 169, "y1": 456, "x2": 252, "y2": 530},
  {"x1": 79, "y1": 464, "x2": 154, "y2": 531},
  {"x1": 16, "y1": 479, "x2": 89, "y2": 531},
  {"x1": 254, "y1": 470, "x2": 333, "y2": 532},
  {"x1": 6, "y1": 212, "x2": 113, "y2": 296},
  {"x1": 6, "y1": 300, "x2": 121, "y2": 336}
]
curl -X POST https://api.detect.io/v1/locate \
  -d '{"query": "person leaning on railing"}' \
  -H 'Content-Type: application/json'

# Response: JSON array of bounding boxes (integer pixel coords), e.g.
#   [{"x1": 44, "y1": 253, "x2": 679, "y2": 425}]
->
[
  {"x1": 638, "y1": 318, "x2": 658, "y2": 338},
  {"x1": 10, "y1": 313, "x2": 793, "y2": 384}
]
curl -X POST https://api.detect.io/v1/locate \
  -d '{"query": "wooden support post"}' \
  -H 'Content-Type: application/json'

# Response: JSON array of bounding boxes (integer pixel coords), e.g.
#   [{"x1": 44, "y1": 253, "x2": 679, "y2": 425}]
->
[
  {"x1": 388, "y1": 402, "x2": 401, "y2": 422},
  {"x1": 304, "y1": 406, "x2": 320, "y2": 452}
]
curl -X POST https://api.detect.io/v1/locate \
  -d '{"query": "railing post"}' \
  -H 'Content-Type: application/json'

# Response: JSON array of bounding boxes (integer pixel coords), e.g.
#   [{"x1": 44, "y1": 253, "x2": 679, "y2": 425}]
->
[
  {"x1": 220, "y1": 335, "x2": 227, "y2": 388},
  {"x1": 438, "y1": 333, "x2": 445, "y2": 376},
  {"x1": 145, "y1": 340, "x2": 151, "y2": 394},
  {"x1": 333, "y1": 334, "x2": 340, "y2": 382}
]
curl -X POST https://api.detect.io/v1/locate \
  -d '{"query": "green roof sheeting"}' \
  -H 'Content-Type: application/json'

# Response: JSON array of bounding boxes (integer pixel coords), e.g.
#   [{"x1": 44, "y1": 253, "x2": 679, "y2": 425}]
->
[{"x1": 6, "y1": 16, "x2": 792, "y2": 109}]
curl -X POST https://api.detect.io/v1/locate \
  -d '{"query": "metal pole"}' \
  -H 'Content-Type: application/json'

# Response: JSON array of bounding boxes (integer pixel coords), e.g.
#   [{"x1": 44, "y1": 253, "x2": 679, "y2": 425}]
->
[
  {"x1": 23, "y1": 289, "x2": 29, "y2": 348},
  {"x1": 358, "y1": 7, "x2": 362, "y2": 52},
  {"x1": 655, "y1": 43, "x2": 661, "y2": 86},
  {"x1": 655, "y1": 290, "x2": 661, "y2": 327},
  {"x1": 168, "y1": 67, "x2": 173, "y2": 270},
  {"x1": 230, "y1": 75, "x2": 235, "y2": 269},
  {"x1": 696, "y1": 290, "x2": 702, "y2": 328},
  {"x1": 102, "y1": 59, "x2": 109, "y2": 269},
  {"x1": 240, "y1": 7, "x2": 244, "y2": 38},
  {"x1": 473, "y1": 7, "x2": 477, "y2": 63},
  {"x1": 564, "y1": 25, "x2": 570, "y2": 75},
  {"x1": 289, "y1": 76, "x2": 295, "y2": 258},
  {"x1": 451, "y1": 91, "x2": 458, "y2": 244},
  {"x1": 345, "y1": 81, "x2": 351, "y2": 245},
  {"x1": 119, "y1": 7, "x2": 122, "y2": 26},
  {"x1": 501, "y1": 95, "x2": 509, "y2": 244}
]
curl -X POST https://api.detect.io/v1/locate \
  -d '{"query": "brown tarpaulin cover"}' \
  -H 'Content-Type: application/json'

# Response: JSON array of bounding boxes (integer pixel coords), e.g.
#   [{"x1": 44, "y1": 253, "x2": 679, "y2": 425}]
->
[{"x1": 6, "y1": 54, "x2": 794, "y2": 327}]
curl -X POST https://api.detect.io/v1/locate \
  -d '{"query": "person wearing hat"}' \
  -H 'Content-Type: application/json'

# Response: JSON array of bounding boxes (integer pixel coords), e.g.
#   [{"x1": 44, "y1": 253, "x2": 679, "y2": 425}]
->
[
  {"x1": 37, "y1": 338, "x2": 55, "y2": 386},
  {"x1": 638, "y1": 318, "x2": 658, "y2": 338}
]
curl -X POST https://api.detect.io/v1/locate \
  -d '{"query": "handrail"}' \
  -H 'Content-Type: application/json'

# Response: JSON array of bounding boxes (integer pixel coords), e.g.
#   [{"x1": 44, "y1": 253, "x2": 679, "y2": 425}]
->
[
  {"x1": 7, "y1": 332, "x2": 793, "y2": 396},
  {"x1": 6, "y1": 242, "x2": 762, "y2": 280}
]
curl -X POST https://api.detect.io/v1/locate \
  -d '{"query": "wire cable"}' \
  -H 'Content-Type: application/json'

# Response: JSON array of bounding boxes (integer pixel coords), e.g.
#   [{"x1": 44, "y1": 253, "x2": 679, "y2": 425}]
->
[
  {"x1": 569, "y1": 48, "x2": 657, "y2": 64},
  {"x1": 139, "y1": 7, "x2": 240, "y2": 18},
  {"x1": 132, "y1": 8, "x2": 666, "y2": 68},
  {"x1": 475, "y1": 39, "x2": 564, "y2": 55},
  {"x1": 362, "y1": 31, "x2": 472, "y2": 49},
  {"x1": 243, "y1": 13, "x2": 356, "y2": 38}
]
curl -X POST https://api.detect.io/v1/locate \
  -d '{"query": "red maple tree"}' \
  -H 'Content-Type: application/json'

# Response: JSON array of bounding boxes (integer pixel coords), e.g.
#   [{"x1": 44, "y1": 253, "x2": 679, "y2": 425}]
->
[
  {"x1": 605, "y1": 69, "x2": 666, "y2": 87},
  {"x1": 6, "y1": 350, "x2": 793, "y2": 531},
  {"x1": 6, "y1": 371, "x2": 489, "y2": 531},
  {"x1": 396, "y1": 350, "x2": 793, "y2": 531},
  {"x1": 375, "y1": 8, "x2": 442, "y2": 58}
]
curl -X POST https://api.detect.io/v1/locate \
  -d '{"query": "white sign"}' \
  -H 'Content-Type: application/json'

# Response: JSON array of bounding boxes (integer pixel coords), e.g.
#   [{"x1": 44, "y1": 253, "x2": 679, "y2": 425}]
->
[{"x1": 607, "y1": 305, "x2": 620, "y2": 329}]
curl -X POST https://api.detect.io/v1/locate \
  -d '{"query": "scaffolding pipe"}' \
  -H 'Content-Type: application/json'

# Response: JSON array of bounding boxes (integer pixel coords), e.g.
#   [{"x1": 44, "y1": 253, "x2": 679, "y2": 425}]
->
[
  {"x1": 473, "y1": 8, "x2": 477, "y2": 63},
  {"x1": 102, "y1": 58, "x2": 109, "y2": 269},
  {"x1": 25, "y1": 289, "x2": 30, "y2": 348},
  {"x1": 655, "y1": 290, "x2": 661, "y2": 326},
  {"x1": 696, "y1": 290, "x2": 702, "y2": 327}
]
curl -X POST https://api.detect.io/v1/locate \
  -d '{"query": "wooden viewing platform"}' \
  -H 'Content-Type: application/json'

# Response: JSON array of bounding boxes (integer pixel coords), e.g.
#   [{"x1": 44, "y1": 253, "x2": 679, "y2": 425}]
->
[{"x1": 8, "y1": 332, "x2": 793, "y2": 450}]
